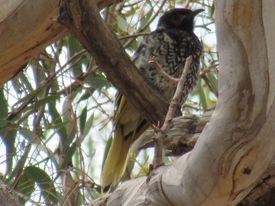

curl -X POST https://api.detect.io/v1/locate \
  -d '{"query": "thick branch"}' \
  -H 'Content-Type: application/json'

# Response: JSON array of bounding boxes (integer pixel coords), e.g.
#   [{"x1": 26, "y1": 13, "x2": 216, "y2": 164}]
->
[
  {"x1": 0, "y1": 0, "x2": 119, "y2": 85},
  {"x1": 58, "y1": 0, "x2": 169, "y2": 124},
  {"x1": 161, "y1": 1, "x2": 275, "y2": 205},
  {"x1": 95, "y1": 111, "x2": 275, "y2": 205},
  {"x1": 0, "y1": 180, "x2": 20, "y2": 206},
  {"x1": 96, "y1": 1, "x2": 275, "y2": 206}
]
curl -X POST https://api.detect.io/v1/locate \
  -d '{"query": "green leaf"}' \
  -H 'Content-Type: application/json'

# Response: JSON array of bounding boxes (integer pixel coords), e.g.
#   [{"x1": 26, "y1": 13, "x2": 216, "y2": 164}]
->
[
  {"x1": 63, "y1": 125, "x2": 77, "y2": 152},
  {"x1": 85, "y1": 73, "x2": 111, "y2": 90},
  {"x1": 2, "y1": 128, "x2": 17, "y2": 175},
  {"x1": 48, "y1": 102, "x2": 67, "y2": 143},
  {"x1": 61, "y1": 142, "x2": 76, "y2": 169},
  {"x1": 19, "y1": 127, "x2": 36, "y2": 142},
  {"x1": 18, "y1": 72, "x2": 34, "y2": 92},
  {"x1": 0, "y1": 119, "x2": 9, "y2": 128},
  {"x1": 12, "y1": 90, "x2": 36, "y2": 110},
  {"x1": 139, "y1": 9, "x2": 153, "y2": 31},
  {"x1": 66, "y1": 35, "x2": 82, "y2": 55},
  {"x1": 79, "y1": 106, "x2": 87, "y2": 135},
  {"x1": 0, "y1": 89, "x2": 17, "y2": 173},
  {"x1": 15, "y1": 169, "x2": 35, "y2": 204},
  {"x1": 66, "y1": 35, "x2": 87, "y2": 77},
  {"x1": 82, "y1": 113, "x2": 94, "y2": 138},
  {"x1": 8, "y1": 144, "x2": 31, "y2": 181},
  {"x1": 0, "y1": 87, "x2": 8, "y2": 119},
  {"x1": 101, "y1": 137, "x2": 112, "y2": 170},
  {"x1": 210, "y1": 1, "x2": 215, "y2": 17},
  {"x1": 206, "y1": 72, "x2": 218, "y2": 96},
  {"x1": 0, "y1": 92, "x2": 16, "y2": 173},
  {"x1": 78, "y1": 90, "x2": 95, "y2": 102},
  {"x1": 25, "y1": 166, "x2": 60, "y2": 204},
  {"x1": 34, "y1": 95, "x2": 59, "y2": 108}
]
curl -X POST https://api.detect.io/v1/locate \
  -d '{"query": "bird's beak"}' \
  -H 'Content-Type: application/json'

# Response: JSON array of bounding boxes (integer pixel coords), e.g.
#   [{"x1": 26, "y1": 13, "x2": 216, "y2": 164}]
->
[{"x1": 191, "y1": 9, "x2": 204, "y2": 17}]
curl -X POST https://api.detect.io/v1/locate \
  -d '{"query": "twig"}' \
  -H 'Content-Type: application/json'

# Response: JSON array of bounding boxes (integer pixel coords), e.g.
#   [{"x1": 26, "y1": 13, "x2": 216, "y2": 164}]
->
[
  {"x1": 152, "y1": 56, "x2": 193, "y2": 168},
  {"x1": 119, "y1": 32, "x2": 151, "y2": 40}
]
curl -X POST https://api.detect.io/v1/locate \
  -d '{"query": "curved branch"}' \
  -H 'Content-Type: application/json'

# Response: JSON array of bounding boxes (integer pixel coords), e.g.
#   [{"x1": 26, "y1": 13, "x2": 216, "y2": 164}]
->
[
  {"x1": 161, "y1": 1, "x2": 275, "y2": 205},
  {"x1": 58, "y1": 0, "x2": 169, "y2": 124},
  {"x1": 95, "y1": 1, "x2": 275, "y2": 205}
]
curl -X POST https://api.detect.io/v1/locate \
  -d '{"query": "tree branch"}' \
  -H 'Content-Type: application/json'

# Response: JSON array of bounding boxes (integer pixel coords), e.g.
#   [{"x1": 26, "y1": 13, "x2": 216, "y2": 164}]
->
[
  {"x1": 152, "y1": 56, "x2": 193, "y2": 167},
  {"x1": 0, "y1": 0, "x2": 117, "y2": 86},
  {"x1": 161, "y1": 1, "x2": 275, "y2": 205},
  {"x1": 58, "y1": 0, "x2": 169, "y2": 124},
  {"x1": 93, "y1": 1, "x2": 275, "y2": 205},
  {"x1": 0, "y1": 180, "x2": 20, "y2": 206}
]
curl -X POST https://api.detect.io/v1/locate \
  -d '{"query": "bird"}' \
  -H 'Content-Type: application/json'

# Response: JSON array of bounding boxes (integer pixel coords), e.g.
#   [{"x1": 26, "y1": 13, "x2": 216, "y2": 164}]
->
[{"x1": 100, "y1": 8, "x2": 203, "y2": 191}]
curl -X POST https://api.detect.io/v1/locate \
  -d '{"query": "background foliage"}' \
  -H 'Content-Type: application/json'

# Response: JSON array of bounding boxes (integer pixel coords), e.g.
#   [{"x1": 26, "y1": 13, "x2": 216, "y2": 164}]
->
[{"x1": 0, "y1": 0, "x2": 217, "y2": 205}]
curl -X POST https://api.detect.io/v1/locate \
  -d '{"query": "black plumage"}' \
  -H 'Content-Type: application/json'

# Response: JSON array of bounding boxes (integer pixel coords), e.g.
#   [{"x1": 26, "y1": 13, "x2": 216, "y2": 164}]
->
[
  {"x1": 134, "y1": 8, "x2": 203, "y2": 103},
  {"x1": 101, "y1": 8, "x2": 203, "y2": 191}
]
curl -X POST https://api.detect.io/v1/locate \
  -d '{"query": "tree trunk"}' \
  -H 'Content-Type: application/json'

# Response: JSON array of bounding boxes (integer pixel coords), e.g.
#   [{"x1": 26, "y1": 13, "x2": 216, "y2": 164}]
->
[{"x1": 96, "y1": 1, "x2": 275, "y2": 205}]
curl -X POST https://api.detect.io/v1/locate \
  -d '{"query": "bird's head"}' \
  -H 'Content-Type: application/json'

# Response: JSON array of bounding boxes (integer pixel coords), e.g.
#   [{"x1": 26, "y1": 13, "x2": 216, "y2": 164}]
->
[{"x1": 157, "y1": 8, "x2": 204, "y2": 33}]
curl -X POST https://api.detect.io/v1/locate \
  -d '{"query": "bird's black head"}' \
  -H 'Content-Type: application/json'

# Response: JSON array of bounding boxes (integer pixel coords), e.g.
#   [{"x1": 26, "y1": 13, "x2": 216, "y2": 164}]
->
[{"x1": 157, "y1": 8, "x2": 204, "y2": 33}]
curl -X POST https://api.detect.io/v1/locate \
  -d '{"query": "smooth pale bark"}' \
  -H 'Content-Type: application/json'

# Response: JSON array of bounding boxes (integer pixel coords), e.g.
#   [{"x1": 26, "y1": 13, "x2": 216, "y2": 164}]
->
[
  {"x1": 101, "y1": 1, "x2": 275, "y2": 206},
  {"x1": 162, "y1": 1, "x2": 275, "y2": 205},
  {"x1": 0, "y1": 0, "x2": 23, "y2": 20},
  {"x1": 0, "y1": 0, "x2": 66, "y2": 85},
  {"x1": 0, "y1": 0, "x2": 116, "y2": 85}
]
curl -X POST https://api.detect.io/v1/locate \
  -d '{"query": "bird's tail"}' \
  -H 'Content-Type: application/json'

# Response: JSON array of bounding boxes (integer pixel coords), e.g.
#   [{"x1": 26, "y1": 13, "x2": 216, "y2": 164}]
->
[
  {"x1": 100, "y1": 100, "x2": 149, "y2": 191},
  {"x1": 100, "y1": 131, "x2": 134, "y2": 191}
]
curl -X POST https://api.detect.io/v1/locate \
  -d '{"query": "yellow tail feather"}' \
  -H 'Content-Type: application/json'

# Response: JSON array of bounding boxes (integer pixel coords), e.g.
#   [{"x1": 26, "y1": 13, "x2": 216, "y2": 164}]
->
[
  {"x1": 100, "y1": 96, "x2": 149, "y2": 190},
  {"x1": 100, "y1": 131, "x2": 134, "y2": 190}
]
